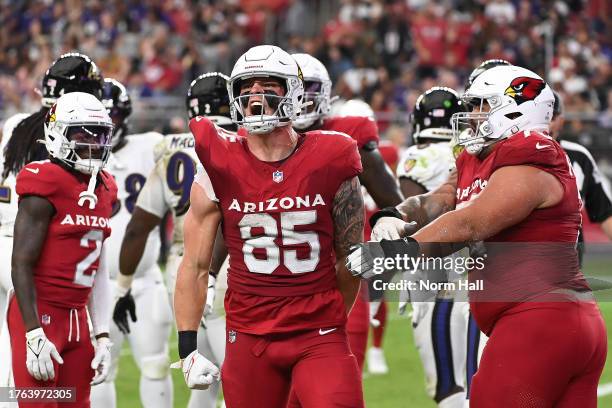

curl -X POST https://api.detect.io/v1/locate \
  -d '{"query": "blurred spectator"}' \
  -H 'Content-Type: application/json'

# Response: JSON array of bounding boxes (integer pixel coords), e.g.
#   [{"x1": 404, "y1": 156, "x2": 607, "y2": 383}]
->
[
  {"x1": 411, "y1": 4, "x2": 447, "y2": 74},
  {"x1": 484, "y1": 0, "x2": 516, "y2": 25},
  {"x1": 599, "y1": 90, "x2": 612, "y2": 129},
  {"x1": 0, "y1": 0, "x2": 608, "y2": 148}
]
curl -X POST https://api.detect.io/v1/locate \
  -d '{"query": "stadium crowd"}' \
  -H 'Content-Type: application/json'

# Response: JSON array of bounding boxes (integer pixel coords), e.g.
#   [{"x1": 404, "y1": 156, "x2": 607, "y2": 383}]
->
[{"x1": 0, "y1": 0, "x2": 610, "y2": 136}]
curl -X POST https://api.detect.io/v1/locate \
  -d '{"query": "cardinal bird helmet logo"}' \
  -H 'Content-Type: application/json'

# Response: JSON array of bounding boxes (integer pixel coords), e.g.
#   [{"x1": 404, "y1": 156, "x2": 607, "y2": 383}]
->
[{"x1": 504, "y1": 77, "x2": 546, "y2": 105}]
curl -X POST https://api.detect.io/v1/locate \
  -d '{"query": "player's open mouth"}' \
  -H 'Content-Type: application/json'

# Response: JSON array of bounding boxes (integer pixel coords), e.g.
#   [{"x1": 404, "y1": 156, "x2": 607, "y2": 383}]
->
[{"x1": 249, "y1": 100, "x2": 264, "y2": 116}]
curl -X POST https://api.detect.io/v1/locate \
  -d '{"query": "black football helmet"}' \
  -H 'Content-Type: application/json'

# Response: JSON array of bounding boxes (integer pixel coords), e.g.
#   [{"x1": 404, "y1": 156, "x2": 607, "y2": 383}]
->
[
  {"x1": 41, "y1": 53, "x2": 104, "y2": 108},
  {"x1": 466, "y1": 59, "x2": 511, "y2": 90},
  {"x1": 412, "y1": 87, "x2": 465, "y2": 143},
  {"x1": 186, "y1": 72, "x2": 235, "y2": 131},
  {"x1": 102, "y1": 78, "x2": 132, "y2": 148}
]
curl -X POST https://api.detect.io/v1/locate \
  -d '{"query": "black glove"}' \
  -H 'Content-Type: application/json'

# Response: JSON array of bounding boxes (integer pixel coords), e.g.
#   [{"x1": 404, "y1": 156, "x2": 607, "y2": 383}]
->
[
  {"x1": 346, "y1": 237, "x2": 421, "y2": 280},
  {"x1": 113, "y1": 289, "x2": 137, "y2": 334}
]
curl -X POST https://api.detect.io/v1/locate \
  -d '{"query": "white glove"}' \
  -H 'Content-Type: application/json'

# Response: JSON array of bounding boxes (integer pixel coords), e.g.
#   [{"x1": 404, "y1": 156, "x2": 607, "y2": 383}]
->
[
  {"x1": 25, "y1": 327, "x2": 63, "y2": 381},
  {"x1": 410, "y1": 301, "x2": 433, "y2": 328},
  {"x1": 371, "y1": 217, "x2": 415, "y2": 241},
  {"x1": 90, "y1": 337, "x2": 112, "y2": 385},
  {"x1": 171, "y1": 350, "x2": 220, "y2": 390}
]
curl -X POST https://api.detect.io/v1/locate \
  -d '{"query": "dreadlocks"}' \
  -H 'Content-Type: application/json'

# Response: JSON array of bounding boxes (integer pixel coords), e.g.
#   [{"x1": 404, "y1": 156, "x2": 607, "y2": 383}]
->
[{"x1": 2, "y1": 108, "x2": 49, "y2": 179}]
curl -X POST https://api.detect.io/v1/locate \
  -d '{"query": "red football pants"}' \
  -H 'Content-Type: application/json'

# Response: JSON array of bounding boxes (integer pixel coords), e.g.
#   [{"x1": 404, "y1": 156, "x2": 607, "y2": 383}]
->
[
  {"x1": 222, "y1": 326, "x2": 364, "y2": 408},
  {"x1": 8, "y1": 296, "x2": 94, "y2": 408},
  {"x1": 346, "y1": 294, "x2": 369, "y2": 371},
  {"x1": 470, "y1": 300, "x2": 606, "y2": 408},
  {"x1": 286, "y1": 295, "x2": 368, "y2": 407}
]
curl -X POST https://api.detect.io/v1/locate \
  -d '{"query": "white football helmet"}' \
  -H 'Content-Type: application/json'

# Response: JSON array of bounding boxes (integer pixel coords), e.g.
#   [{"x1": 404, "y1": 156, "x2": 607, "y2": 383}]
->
[
  {"x1": 333, "y1": 99, "x2": 375, "y2": 119},
  {"x1": 228, "y1": 45, "x2": 304, "y2": 134},
  {"x1": 291, "y1": 53, "x2": 332, "y2": 130},
  {"x1": 43, "y1": 92, "x2": 113, "y2": 174},
  {"x1": 452, "y1": 65, "x2": 554, "y2": 155}
]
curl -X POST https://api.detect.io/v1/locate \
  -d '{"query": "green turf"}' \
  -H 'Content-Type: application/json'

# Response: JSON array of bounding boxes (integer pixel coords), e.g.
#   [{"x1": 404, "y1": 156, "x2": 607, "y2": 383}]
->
[{"x1": 116, "y1": 257, "x2": 612, "y2": 407}]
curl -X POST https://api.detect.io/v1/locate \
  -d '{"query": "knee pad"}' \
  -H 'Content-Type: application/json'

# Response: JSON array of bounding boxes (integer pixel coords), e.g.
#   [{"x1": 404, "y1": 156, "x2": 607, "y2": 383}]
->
[{"x1": 140, "y1": 353, "x2": 170, "y2": 380}]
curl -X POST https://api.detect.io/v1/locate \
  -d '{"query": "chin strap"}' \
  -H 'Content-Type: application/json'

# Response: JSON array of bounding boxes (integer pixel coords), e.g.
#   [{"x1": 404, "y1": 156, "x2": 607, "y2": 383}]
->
[{"x1": 78, "y1": 166, "x2": 99, "y2": 209}]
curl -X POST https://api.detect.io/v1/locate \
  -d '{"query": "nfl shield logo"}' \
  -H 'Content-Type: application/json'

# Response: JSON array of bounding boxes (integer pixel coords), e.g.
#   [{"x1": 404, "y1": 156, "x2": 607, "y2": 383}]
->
[
  {"x1": 272, "y1": 170, "x2": 283, "y2": 183},
  {"x1": 41, "y1": 314, "x2": 51, "y2": 325},
  {"x1": 228, "y1": 330, "x2": 237, "y2": 344}
]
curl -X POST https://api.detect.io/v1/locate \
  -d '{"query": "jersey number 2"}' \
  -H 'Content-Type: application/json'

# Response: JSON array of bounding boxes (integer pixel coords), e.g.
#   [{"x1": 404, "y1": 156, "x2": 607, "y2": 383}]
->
[
  {"x1": 239, "y1": 210, "x2": 320, "y2": 274},
  {"x1": 74, "y1": 230, "x2": 103, "y2": 287}
]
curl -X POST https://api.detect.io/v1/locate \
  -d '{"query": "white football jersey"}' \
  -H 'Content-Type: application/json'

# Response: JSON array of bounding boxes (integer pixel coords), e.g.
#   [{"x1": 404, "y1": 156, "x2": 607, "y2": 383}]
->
[
  {"x1": 396, "y1": 142, "x2": 455, "y2": 192},
  {"x1": 105, "y1": 132, "x2": 164, "y2": 279},
  {"x1": 137, "y1": 132, "x2": 230, "y2": 315},
  {"x1": 136, "y1": 133, "x2": 200, "y2": 245},
  {"x1": 0, "y1": 113, "x2": 30, "y2": 237}
]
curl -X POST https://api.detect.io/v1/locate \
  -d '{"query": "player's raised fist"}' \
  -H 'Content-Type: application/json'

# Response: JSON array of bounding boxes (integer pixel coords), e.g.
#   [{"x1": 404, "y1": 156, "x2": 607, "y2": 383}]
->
[{"x1": 172, "y1": 350, "x2": 220, "y2": 390}]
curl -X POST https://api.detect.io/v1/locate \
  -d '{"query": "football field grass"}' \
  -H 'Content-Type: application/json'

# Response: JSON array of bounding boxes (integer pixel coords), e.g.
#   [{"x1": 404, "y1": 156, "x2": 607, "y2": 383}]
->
[{"x1": 116, "y1": 255, "x2": 612, "y2": 407}]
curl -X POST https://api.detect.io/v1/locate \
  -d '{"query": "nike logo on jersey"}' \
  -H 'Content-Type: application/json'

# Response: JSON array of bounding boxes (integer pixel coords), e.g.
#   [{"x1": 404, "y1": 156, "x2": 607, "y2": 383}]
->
[
  {"x1": 319, "y1": 328, "x2": 337, "y2": 336},
  {"x1": 535, "y1": 142, "x2": 550, "y2": 150},
  {"x1": 25, "y1": 167, "x2": 40, "y2": 174}
]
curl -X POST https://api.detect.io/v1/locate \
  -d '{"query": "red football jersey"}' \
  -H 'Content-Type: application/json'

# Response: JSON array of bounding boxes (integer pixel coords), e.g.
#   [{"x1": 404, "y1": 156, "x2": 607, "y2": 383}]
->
[
  {"x1": 321, "y1": 116, "x2": 379, "y2": 149},
  {"x1": 191, "y1": 118, "x2": 362, "y2": 334},
  {"x1": 456, "y1": 131, "x2": 590, "y2": 334},
  {"x1": 15, "y1": 160, "x2": 117, "y2": 308}
]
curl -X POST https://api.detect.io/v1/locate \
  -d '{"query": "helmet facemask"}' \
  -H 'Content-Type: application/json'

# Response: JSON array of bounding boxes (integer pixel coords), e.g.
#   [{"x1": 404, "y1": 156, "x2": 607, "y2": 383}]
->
[
  {"x1": 293, "y1": 80, "x2": 331, "y2": 130},
  {"x1": 451, "y1": 96, "x2": 494, "y2": 155},
  {"x1": 45, "y1": 120, "x2": 113, "y2": 175},
  {"x1": 230, "y1": 76, "x2": 301, "y2": 134}
]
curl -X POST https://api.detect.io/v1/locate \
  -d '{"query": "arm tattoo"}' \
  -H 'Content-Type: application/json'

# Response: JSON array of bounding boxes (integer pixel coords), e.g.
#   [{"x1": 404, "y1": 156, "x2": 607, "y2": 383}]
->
[
  {"x1": 397, "y1": 169, "x2": 457, "y2": 228},
  {"x1": 333, "y1": 176, "x2": 364, "y2": 258}
]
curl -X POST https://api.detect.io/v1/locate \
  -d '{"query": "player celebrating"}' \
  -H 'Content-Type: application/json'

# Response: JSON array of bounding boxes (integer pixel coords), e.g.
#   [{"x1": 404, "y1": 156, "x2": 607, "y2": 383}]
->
[
  {"x1": 291, "y1": 52, "x2": 403, "y2": 375},
  {"x1": 394, "y1": 87, "x2": 470, "y2": 408},
  {"x1": 349, "y1": 65, "x2": 607, "y2": 407},
  {"x1": 114, "y1": 72, "x2": 235, "y2": 408},
  {"x1": 89, "y1": 79, "x2": 172, "y2": 408},
  {"x1": 8, "y1": 92, "x2": 116, "y2": 406},
  {"x1": 173, "y1": 45, "x2": 365, "y2": 408}
]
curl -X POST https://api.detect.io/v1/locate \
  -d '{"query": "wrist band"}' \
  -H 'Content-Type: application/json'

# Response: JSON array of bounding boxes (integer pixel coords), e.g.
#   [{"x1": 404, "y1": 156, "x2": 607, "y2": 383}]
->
[
  {"x1": 369, "y1": 206, "x2": 403, "y2": 229},
  {"x1": 178, "y1": 330, "x2": 198, "y2": 359}
]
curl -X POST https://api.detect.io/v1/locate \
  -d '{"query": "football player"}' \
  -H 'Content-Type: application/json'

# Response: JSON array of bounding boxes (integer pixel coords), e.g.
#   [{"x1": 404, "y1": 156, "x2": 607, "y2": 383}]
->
[
  {"x1": 291, "y1": 53, "x2": 404, "y2": 377},
  {"x1": 174, "y1": 45, "x2": 365, "y2": 407},
  {"x1": 89, "y1": 79, "x2": 172, "y2": 408},
  {"x1": 0, "y1": 53, "x2": 103, "y2": 327},
  {"x1": 395, "y1": 87, "x2": 471, "y2": 408},
  {"x1": 8, "y1": 92, "x2": 116, "y2": 406},
  {"x1": 113, "y1": 72, "x2": 236, "y2": 408},
  {"x1": 464, "y1": 59, "x2": 511, "y2": 90},
  {"x1": 550, "y1": 91, "x2": 612, "y2": 257},
  {"x1": 0, "y1": 53, "x2": 103, "y2": 390},
  {"x1": 349, "y1": 65, "x2": 606, "y2": 407}
]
